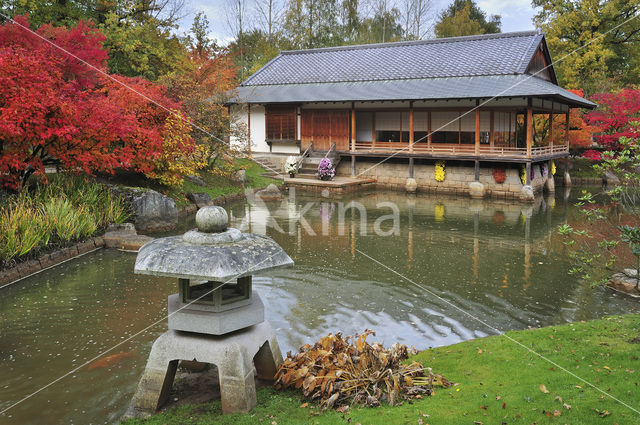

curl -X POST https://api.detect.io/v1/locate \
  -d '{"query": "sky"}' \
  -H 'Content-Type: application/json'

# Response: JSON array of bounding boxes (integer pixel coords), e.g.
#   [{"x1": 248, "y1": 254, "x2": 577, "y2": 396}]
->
[{"x1": 176, "y1": 0, "x2": 538, "y2": 46}]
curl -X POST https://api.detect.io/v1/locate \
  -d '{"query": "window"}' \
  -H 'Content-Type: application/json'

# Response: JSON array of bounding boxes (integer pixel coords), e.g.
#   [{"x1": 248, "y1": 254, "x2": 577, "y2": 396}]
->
[{"x1": 266, "y1": 106, "x2": 296, "y2": 140}]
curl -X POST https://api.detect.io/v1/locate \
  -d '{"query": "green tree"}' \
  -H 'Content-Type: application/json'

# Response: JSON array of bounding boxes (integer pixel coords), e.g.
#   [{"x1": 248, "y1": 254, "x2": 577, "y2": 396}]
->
[
  {"x1": 100, "y1": 10, "x2": 186, "y2": 80},
  {"x1": 533, "y1": 0, "x2": 640, "y2": 94},
  {"x1": 434, "y1": 0, "x2": 500, "y2": 38}
]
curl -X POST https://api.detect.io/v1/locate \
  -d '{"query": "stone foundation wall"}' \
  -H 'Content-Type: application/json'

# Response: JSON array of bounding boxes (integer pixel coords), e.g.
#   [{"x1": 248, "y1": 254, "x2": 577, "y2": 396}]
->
[{"x1": 336, "y1": 159, "x2": 551, "y2": 199}]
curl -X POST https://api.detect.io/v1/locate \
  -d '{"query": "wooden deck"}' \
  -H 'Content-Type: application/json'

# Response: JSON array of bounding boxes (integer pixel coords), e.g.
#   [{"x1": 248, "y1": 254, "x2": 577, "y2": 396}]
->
[{"x1": 338, "y1": 142, "x2": 568, "y2": 161}]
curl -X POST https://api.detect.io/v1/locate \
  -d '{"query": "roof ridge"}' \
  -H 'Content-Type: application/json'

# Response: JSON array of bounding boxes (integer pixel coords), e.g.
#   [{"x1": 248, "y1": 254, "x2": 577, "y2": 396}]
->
[{"x1": 280, "y1": 31, "x2": 541, "y2": 56}]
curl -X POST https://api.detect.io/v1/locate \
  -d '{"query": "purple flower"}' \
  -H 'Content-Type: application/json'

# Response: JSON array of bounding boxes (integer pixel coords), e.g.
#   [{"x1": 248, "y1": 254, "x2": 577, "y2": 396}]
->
[{"x1": 317, "y1": 158, "x2": 335, "y2": 180}]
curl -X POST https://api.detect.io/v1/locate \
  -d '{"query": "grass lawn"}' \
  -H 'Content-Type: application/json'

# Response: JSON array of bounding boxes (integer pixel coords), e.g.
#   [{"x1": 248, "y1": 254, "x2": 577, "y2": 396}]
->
[
  {"x1": 167, "y1": 158, "x2": 281, "y2": 208},
  {"x1": 123, "y1": 315, "x2": 640, "y2": 425}
]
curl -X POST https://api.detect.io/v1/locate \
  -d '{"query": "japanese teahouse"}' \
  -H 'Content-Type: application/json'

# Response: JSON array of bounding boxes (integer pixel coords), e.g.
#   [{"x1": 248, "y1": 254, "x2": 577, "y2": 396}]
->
[{"x1": 229, "y1": 31, "x2": 596, "y2": 200}]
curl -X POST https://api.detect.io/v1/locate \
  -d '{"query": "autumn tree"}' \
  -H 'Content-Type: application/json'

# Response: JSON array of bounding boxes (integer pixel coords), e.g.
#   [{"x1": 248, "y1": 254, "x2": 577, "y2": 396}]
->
[
  {"x1": 585, "y1": 88, "x2": 640, "y2": 150},
  {"x1": 533, "y1": 0, "x2": 640, "y2": 93},
  {"x1": 434, "y1": 0, "x2": 500, "y2": 38},
  {"x1": 0, "y1": 15, "x2": 203, "y2": 189}
]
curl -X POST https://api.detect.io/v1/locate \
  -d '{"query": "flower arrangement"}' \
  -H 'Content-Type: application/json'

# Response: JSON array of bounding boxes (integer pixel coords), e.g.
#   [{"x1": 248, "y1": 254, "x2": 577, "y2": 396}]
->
[
  {"x1": 492, "y1": 168, "x2": 506, "y2": 184},
  {"x1": 521, "y1": 165, "x2": 534, "y2": 185},
  {"x1": 551, "y1": 160, "x2": 556, "y2": 175},
  {"x1": 434, "y1": 161, "x2": 446, "y2": 182},
  {"x1": 541, "y1": 163, "x2": 548, "y2": 178},
  {"x1": 284, "y1": 156, "x2": 299, "y2": 177},
  {"x1": 317, "y1": 157, "x2": 335, "y2": 181}
]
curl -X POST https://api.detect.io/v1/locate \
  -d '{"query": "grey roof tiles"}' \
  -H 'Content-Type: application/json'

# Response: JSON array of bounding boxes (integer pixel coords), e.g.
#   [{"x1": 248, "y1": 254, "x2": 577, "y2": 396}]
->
[{"x1": 234, "y1": 31, "x2": 595, "y2": 108}]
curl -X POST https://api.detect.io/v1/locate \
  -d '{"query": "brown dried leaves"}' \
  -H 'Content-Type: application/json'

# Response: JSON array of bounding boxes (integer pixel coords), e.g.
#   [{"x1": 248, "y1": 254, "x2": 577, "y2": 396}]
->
[{"x1": 274, "y1": 329, "x2": 451, "y2": 408}]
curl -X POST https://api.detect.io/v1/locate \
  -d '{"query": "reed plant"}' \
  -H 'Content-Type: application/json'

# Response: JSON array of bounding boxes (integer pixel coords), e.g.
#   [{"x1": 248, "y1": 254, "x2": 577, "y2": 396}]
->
[{"x1": 0, "y1": 174, "x2": 130, "y2": 268}]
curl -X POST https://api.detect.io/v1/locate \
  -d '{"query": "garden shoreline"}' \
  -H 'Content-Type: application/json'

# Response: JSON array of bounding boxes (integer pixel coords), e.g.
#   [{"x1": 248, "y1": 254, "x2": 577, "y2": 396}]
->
[{"x1": 0, "y1": 183, "x2": 269, "y2": 290}]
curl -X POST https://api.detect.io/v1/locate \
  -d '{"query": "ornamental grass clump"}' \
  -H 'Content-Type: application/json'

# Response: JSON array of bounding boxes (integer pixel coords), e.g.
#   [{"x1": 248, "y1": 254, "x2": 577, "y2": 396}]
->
[
  {"x1": 274, "y1": 330, "x2": 451, "y2": 409},
  {"x1": 317, "y1": 158, "x2": 335, "y2": 181}
]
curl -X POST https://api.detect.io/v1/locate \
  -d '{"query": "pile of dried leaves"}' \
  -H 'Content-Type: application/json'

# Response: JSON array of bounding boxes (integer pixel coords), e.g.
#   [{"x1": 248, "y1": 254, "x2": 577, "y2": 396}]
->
[{"x1": 274, "y1": 329, "x2": 451, "y2": 408}]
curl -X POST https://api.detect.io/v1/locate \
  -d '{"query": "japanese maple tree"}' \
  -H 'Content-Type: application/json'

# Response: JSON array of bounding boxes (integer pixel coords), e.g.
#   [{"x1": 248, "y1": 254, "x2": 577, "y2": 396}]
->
[
  {"x1": 585, "y1": 88, "x2": 640, "y2": 150},
  {"x1": 0, "y1": 15, "x2": 202, "y2": 190}
]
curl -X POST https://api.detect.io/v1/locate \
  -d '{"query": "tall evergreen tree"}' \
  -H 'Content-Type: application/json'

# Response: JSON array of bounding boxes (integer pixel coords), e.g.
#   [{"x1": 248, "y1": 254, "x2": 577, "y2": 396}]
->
[{"x1": 434, "y1": 0, "x2": 500, "y2": 38}]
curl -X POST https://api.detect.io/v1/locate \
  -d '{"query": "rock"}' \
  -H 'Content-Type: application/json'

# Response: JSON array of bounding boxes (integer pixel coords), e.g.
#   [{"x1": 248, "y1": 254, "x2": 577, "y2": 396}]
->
[
  {"x1": 604, "y1": 170, "x2": 620, "y2": 186},
  {"x1": 519, "y1": 185, "x2": 535, "y2": 202},
  {"x1": 187, "y1": 192, "x2": 213, "y2": 209},
  {"x1": 104, "y1": 229, "x2": 137, "y2": 248},
  {"x1": 609, "y1": 270, "x2": 640, "y2": 298},
  {"x1": 255, "y1": 184, "x2": 282, "y2": 201},
  {"x1": 233, "y1": 169, "x2": 246, "y2": 185},
  {"x1": 185, "y1": 174, "x2": 206, "y2": 187},
  {"x1": 131, "y1": 189, "x2": 178, "y2": 232},
  {"x1": 405, "y1": 178, "x2": 417, "y2": 193},
  {"x1": 106, "y1": 222, "x2": 136, "y2": 234},
  {"x1": 544, "y1": 174, "x2": 555, "y2": 193},
  {"x1": 468, "y1": 181, "x2": 485, "y2": 199},
  {"x1": 119, "y1": 234, "x2": 154, "y2": 252}
]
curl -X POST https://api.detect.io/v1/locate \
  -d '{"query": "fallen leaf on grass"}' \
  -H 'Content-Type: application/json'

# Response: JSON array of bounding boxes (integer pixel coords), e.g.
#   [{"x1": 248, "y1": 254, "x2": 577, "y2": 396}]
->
[
  {"x1": 539, "y1": 384, "x2": 550, "y2": 394},
  {"x1": 299, "y1": 402, "x2": 308, "y2": 408},
  {"x1": 595, "y1": 409, "x2": 611, "y2": 417},
  {"x1": 336, "y1": 405, "x2": 349, "y2": 413},
  {"x1": 563, "y1": 403, "x2": 572, "y2": 410}
]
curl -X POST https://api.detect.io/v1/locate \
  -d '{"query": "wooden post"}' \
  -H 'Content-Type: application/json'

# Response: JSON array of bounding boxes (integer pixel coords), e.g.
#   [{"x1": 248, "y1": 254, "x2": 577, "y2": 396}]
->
[
  {"x1": 474, "y1": 160, "x2": 480, "y2": 182},
  {"x1": 474, "y1": 105, "x2": 480, "y2": 155},
  {"x1": 525, "y1": 162, "x2": 531, "y2": 185},
  {"x1": 247, "y1": 104, "x2": 252, "y2": 157},
  {"x1": 427, "y1": 111, "x2": 432, "y2": 150},
  {"x1": 549, "y1": 114, "x2": 554, "y2": 151},
  {"x1": 371, "y1": 112, "x2": 376, "y2": 151},
  {"x1": 565, "y1": 110, "x2": 570, "y2": 150},
  {"x1": 351, "y1": 155, "x2": 355, "y2": 177},
  {"x1": 489, "y1": 110, "x2": 494, "y2": 149},
  {"x1": 549, "y1": 101, "x2": 554, "y2": 151},
  {"x1": 526, "y1": 100, "x2": 533, "y2": 158},
  {"x1": 409, "y1": 101, "x2": 414, "y2": 154},
  {"x1": 409, "y1": 157, "x2": 414, "y2": 178},
  {"x1": 350, "y1": 103, "x2": 356, "y2": 152}
]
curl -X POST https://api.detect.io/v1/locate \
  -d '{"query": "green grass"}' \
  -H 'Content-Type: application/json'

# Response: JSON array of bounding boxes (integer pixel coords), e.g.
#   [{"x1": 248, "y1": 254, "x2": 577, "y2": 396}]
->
[
  {"x1": 171, "y1": 158, "x2": 281, "y2": 208},
  {"x1": 123, "y1": 315, "x2": 640, "y2": 425}
]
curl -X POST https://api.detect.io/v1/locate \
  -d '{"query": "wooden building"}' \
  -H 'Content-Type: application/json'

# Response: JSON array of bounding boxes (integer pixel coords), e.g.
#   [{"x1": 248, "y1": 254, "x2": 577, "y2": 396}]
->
[{"x1": 230, "y1": 31, "x2": 595, "y2": 198}]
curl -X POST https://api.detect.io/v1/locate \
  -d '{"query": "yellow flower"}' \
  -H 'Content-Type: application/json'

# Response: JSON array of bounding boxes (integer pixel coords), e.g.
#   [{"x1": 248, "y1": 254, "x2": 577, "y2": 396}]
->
[
  {"x1": 435, "y1": 161, "x2": 446, "y2": 182},
  {"x1": 551, "y1": 160, "x2": 556, "y2": 175},
  {"x1": 520, "y1": 166, "x2": 527, "y2": 185}
]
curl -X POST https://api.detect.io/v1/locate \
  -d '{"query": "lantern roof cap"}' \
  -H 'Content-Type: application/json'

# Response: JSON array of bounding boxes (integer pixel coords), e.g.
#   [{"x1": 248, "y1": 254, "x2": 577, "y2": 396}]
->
[{"x1": 134, "y1": 206, "x2": 293, "y2": 281}]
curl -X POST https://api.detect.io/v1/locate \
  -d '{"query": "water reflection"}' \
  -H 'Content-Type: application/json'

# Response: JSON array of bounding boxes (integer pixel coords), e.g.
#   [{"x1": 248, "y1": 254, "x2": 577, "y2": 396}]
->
[{"x1": 0, "y1": 188, "x2": 637, "y2": 425}]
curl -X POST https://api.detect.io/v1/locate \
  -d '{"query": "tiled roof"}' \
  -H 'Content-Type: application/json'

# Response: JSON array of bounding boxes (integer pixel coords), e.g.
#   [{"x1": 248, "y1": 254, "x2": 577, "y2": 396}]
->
[
  {"x1": 233, "y1": 75, "x2": 596, "y2": 108},
  {"x1": 241, "y1": 31, "x2": 545, "y2": 86}
]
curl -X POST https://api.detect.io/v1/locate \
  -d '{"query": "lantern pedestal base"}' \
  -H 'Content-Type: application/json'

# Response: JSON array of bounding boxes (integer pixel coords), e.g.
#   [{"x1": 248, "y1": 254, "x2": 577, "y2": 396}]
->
[
  {"x1": 167, "y1": 293, "x2": 264, "y2": 335},
  {"x1": 124, "y1": 321, "x2": 282, "y2": 419}
]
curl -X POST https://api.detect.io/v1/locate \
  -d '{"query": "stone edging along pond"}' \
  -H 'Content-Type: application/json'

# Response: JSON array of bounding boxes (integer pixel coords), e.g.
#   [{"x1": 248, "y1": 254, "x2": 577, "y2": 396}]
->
[{"x1": 0, "y1": 237, "x2": 105, "y2": 289}]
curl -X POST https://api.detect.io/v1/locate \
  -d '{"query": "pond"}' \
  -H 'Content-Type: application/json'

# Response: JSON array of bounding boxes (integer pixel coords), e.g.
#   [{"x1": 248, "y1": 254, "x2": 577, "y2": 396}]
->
[{"x1": 0, "y1": 188, "x2": 637, "y2": 424}]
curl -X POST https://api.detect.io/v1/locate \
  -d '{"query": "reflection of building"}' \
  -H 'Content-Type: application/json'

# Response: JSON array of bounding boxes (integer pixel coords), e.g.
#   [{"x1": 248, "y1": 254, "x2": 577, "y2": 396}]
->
[{"x1": 230, "y1": 32, "x2": 595, "y2": 199}]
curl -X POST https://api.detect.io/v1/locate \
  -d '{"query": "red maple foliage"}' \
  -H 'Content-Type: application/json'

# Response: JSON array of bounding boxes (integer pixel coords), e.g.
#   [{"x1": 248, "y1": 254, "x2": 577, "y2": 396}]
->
[
  {"x1": 585, "y1": 88, "x2": 640, "y2": 150},
  {"x1": 0, "y1": 15, "x2": 195, "y2": 190}
]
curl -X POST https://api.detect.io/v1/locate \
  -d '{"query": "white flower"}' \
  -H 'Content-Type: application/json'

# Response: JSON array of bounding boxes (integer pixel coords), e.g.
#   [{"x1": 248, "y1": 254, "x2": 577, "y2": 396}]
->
[{"x1": 284, "y1": 156, "x2": 299, "y2": 174}]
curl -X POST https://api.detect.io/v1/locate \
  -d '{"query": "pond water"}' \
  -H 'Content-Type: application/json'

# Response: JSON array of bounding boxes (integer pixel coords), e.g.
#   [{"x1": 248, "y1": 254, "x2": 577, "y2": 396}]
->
[{"x1": 0, "y1": 188, "x2": 637, "y2": 424}]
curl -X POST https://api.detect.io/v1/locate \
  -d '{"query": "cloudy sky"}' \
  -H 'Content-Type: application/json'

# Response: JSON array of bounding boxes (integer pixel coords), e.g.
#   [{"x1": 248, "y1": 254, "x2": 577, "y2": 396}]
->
[{"x1": 176, "y1": 0, "x2": 538, "y2": 45}]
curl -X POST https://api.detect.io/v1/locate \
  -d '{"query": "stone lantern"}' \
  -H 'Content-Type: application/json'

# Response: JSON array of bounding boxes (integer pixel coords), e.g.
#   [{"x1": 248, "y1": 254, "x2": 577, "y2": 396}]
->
[{"x1": 126, "y1": 206, "x2": 293, "y2": 418}]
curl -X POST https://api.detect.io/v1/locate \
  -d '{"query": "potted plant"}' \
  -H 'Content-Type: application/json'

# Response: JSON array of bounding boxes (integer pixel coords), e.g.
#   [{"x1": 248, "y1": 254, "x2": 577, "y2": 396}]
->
[
  {"x1": 317, "y1": 158, "x2": 335, "y2": 181},
  {"x1": 284, "y1": 156, "x2": 299, "y2": 178}
]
